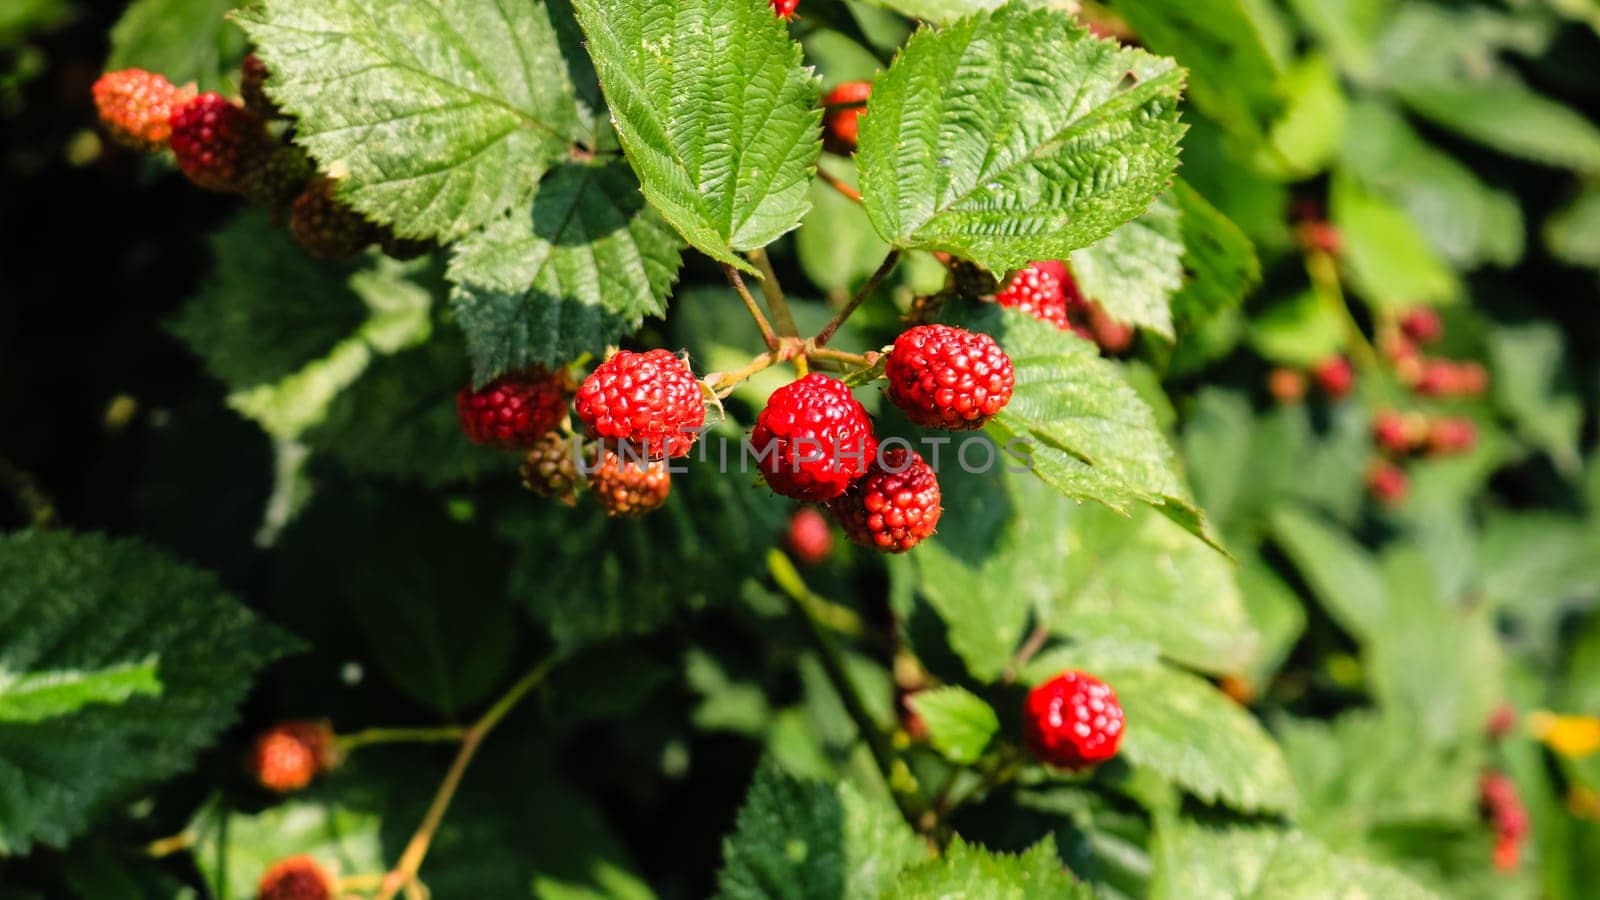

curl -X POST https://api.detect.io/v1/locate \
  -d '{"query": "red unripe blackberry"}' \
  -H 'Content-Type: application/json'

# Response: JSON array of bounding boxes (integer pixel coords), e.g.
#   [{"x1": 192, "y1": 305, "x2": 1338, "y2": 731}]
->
[
  {"x1": 1295, "y1": 220, "x2": 1343, "y2": 255},
  {"x1": 251, "y1": 720, "x2": 335, "y2": 793},
  {"x1": 587, "y1": 450, "x2": 671, "y2": 518},
  {"x1": 770, "y1": 0, "x2": 798, "y2": 18},
  {"x1": 995, "y1": 263, "x2": 1070, "y2": 330},
  {"x1": 787, "y1": 507, "x2": 833, "y2": 565},
  {"x1": 822, "y1": 81, "x2": 870, "y2": 151},
  {"x1": 168, "y1": 92, "x2": 268, "y2": 192},
  {"x1": 1032, "y1": 259, "x2": 1069, "y2": 284},
  {"x1": 1267, "y1": 367, "x2": 1307, "y2": 405},
  {"x1": 92, "y1": 68, "x2": 195, "y2": 152},
  {"x1": 1365, "y1": 460, "x2": 1408, "y2": 506},
  {"x1": 1399, "y1": 307, "x2": 1443, "y2": 344},
  {"x1": 1312, "y1": 356, "x2": 1355, "y2": 398},
  {"x1": 1455, "y1": 361, "x2": 1489, "y2": 396},
  {"x1": 576, "y1": 349, "x2": 705, "y2": 459},
  {"x1": 258, "y1": 855, "x2": 335, "y2": 900},
  {"x1": 290, "y1": 178, "x2": 376, "y2": 259},
  {"x1": 1372, "y1": 410, "x2": 1422, "y2": 456},
  {"x1": 520, "y1": 431, "x2": 580, "y2": 506},
  {"x1": 1023, "y1": 670, "x2": 1125, "y2": 770},
  {"x1": 828, "y1": 447, "x2": 941, "y2": 553},
  {"x1": 751, "y1": 373, "x2": 878, "y2": 502},
  {"x1": 457, "y1": 368, "x2": 571, "y2": 450},
  {"x1": 1487, "y1": 703, "x2": 1517, "y2": 740},
  {"x1": 1492, "y1": 833, "x2": 1522, "y2": 872},
  {"x1": 886, "y1": 324, "x2": 1014, "y2": 430},
  {"x1": 1086, "y1": 303, "x2": 1134, "y2": 354},
  {"x1": 1426, "y1": 416, "x2": 1477, "y2": 456}
]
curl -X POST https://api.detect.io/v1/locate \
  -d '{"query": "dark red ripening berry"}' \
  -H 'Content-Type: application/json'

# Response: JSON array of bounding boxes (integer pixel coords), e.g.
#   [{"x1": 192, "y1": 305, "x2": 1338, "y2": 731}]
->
[
  {"x1": 588, "y1": 450, "x2": 671, "y2": 518},
  {"x1": 239, "y1": 53, "x2": 280, "y2": 118},
  {"x1": 995, "y1": 263, "x2": 1070, "y2": 330},
  {"x1": 1415, "y1": 359, "x2": 1457, "y2": 396},
  {"x1": 1086, "y1": 303, "x2": 1134, "y2": 354},
  {"x1": 1487, "y1": 703, "x2": 1517, "y2": 740},
  {"x1": 1399, "y1": 307, "x2": 1443, "y2": 345},
  {"x1": 168, "y1": 92, "x2": 268, "y2": 192},
  {"x1": 1365, "y1": 460, "x2": 1408, "y2": 506},
  {"x1": 1295, "y1": 221, "x2": 1343, "y2": 255},
  {"x1": 576, "y1": 349, "x2": 705, "y2": 459},
  {"x1": 92, "y1": 68, "x2": 194, "y2": 152},
  {"x1": 289, "y1": 178, "x2": 376, "y2": 259},
  {"x1": 770, "y1": 0, "x2": 799, "y2": 18},
  {"x1": 1267, "y1": 367, "x2": 1308, "y2": 405},
  {"x1": 257, "y1": 855, "x2": 335, "y2": 900},
  {"x1": 1024, "y1": 670, "x2": 1125, "y2": 770},
  {"x1": 520, "y1": 431, "x2": 580, "y2": 506},
  {"x1": 240, "y1": 144, "x2": 313, "y2": 209},
  {"x1": 787, "y1": 507, "x2": 833, "y2": 565},
  {"x1": 1455, "y1": 361, "x2": 1489, "y2": 397},
  {"x1": 886, "y1": 324, "x2": 1014, "y2": 431},
  {"x1": 822, "y1": 81, "x2": 871, "y2": 151},
  {"x1": 1372, "y1": 410, "x2": 1422, "y2": 456},
  {"x1": 457, "y1": 369, "x2": 571, "y2": 450},
  {"x1": 828, "y1": 447, "x2": 942, "y2": 553},
  {"x1": 1312, "y1": 356, "x2": 1355, "y2": 398},
  {"x1": 1426, "y1": 416, "x2": 1477, "y2": 456},
  {"x1": 251, "y1": 720, "x2": 335, "y2": 793},
  {"x1": 752, "y1": 373, "x2": 878, "y2": 502}
]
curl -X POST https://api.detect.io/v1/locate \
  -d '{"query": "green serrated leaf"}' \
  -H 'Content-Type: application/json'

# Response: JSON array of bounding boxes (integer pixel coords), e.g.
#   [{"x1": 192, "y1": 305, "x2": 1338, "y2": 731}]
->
[
  {"x1": 718, "y1": 763, "x2": 924, "y2": 900},
  {"x1": 107, "y1": 0, "x2": 245, "y2": 92},
  {"x1": 1546, "y1": 183, "x2": 1600, "y2": 269},
  {"x1": 909, "y1": 687, "x2": 998, "y2": 764},
  {"x1": 885, "y1": 836, "x2": 1091, "y2": 899},
  {"x1": 1489, "y1": 322, "x2": 1583, "y2": 476},
  {"x1": 1343, "y1": 101, "x2": 1523, "y2": 269},
  {"x1": 0, "y1": 658, "x2": 160, "y2": 724},
  {"x1": 237, "y1": 0, "x2": 592, "y2": 241},
  {"x1": 448, "y1": 161, "x2": 683, "y2": 379},
  {"x1": 1331, "y1": 170, "x2": 1459, "y2": 310},
  {"x1": 1151, "y1": 821, "x2": 1439, "y2": 899},
  {"x1": 1246, "y1": 289, "x2": 1346, "y2": 368},
  {"x1": 572, "y1": 0, "x2": 821, "y2": 270},
  {"x1": 857, "y1": 0, "x2": 1006, "y2": 26},
  {"x1": 1270, "y1": 506, "x2": 1386, "y2": 641},
  {"x1": 500, "y1": 461, "x2": 787, "y2": 650},
  {"x1": 857, "y1": 6, "x2": 1185, "y2": 273},
  {"x1": 1257, "y1": 52, "x2": 1346, "y2": 178},
  {"x1": 1110, "y1": 0, "x2": 1284, "y2": 142},
  {"x1": 945, "y1": 304, "x2": 1216, "y2": 549},
  {"x1": 1069, "y1": 195, "x2": 1183, "y2": 338},
  {"x1": 1169, "y1": 181, "x2": 1260, "y2": 333},
  {"x1": 1394, "y1": 77, "x2": 1600, "y2": 174},
  {"x1": 1024, "y1": 653, "x2": 1295, "y2": 814},
  {"x1": 0, "y1": 531, "x2": 297, "y2": 853}
]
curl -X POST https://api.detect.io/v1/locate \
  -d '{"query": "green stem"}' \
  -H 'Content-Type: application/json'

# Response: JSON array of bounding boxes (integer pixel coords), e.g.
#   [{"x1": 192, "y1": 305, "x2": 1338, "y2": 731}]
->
[
  {"x1": 335, "y1": 726, "x2": 468, "y2": 754},
  {"x1": 376, "y1": 655, "x2": 558, "y2": 900},
  {"x1": 816, "y1": 249, "x2": 901, "y2": 347},
  {"x1": 723, "y1": 263, "x2": 780, "y2": 351},
  {"x1": 1304, "y1": 249, "x2": 1379, "y2": 373},
  {"x1": 767, "y1": 550, "x2": 922, "y2": 825},
  {"x1": 747, "y1": 248, "x2": 807, "y2": 376}
]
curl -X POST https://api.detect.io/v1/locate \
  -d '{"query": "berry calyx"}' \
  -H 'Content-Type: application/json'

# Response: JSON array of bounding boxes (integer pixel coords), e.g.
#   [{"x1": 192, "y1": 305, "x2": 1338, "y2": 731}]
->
[
  {"x1": 520, "y1": 432, "x2": 580, "y2": 506},
  {"x1": 828, "y1": 447, "x2": 942, "y2": 553},
  {"x1": 168, "y1": 92, "x2": 268, "y2": 192},
  {"x1": 1399, "y1": 307, "x2": 1443, "y2": 344},
  {"x1": 251, "y1": 720, "x2": 335, "y2": 793},
  {"x1": 457, "y1": 369, "x2": 571, "y2": 450},
  {"x1": 588, "y1": 450, "x2": 671, "y2": 518},
  {"x1": 289, "y1": 178, "x2": 376, "y2": 260},
  {"x1": 994, "y1": 263, "x2": 1070, "y2": 330},
  {"x1": 751, "y1": 373, "x2": 878, "y2": 502},
  {"x1": 1365, "y1": 460, "x2": 1408, "y2": 506},
  {"x1": 886, "y1": 324, "x2": 1014, "y2": 431},
  {"x1": 258, "y1": 855, "x2": 335, "y2": 900},
  {"x1": 576, "y1": 349, "x2": 706, "y2": 459},
  {"x1": 92, "y1": 69, "x2": 194, "y2": 153},
  {"x1": 1312, "y1": 356, "x2": 1355, "y2": 398},
  {"x1": 822, "y1": 81, "x2": 871, "y2": 151},
  {"x1": 1023, "y1": 670, "x2": 1125, "y2": 770},
  {"x1": 770, "y1": 0, "x2": 799, "y2": 18},
  {"x1": 787, "y1": 507, "x2": 833, "y2": 565}
]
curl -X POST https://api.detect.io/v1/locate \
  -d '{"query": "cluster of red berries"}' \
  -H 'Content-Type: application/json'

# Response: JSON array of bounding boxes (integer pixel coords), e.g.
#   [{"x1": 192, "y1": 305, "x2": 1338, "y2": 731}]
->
[
  {"x1": 92, "y1": 64, "x2": 423, "y2": 261},
  {"x1": 1023, "y1": 670, "x2": 1125, "y2": 770},
  {"x1": 1481, "y1": 771, "x2": 1531, "y2": 872},
  {"x1": 250, "y1": 720, "x2": 336, "y2": 793},
  {"x1": 769, "y1": 0, "x2": 799, "y2": 18},
  {"x1": 822, "y1": 80, "x2": 871, "y2": 153},
  {"x1": 757, "y1": 323, "x2": 1013, "y2": 553},
  {"x1": 992, "y1": 261, "x2": 1134, "y2": 354},
  {"x1": 258, "y1": 855, "x2": 335, "y2": 900}
]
